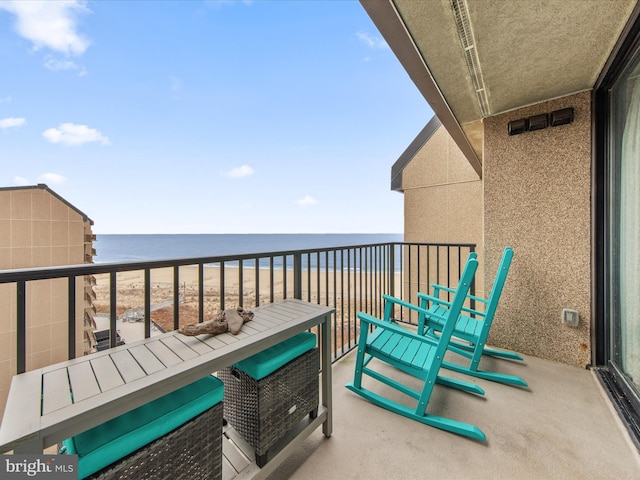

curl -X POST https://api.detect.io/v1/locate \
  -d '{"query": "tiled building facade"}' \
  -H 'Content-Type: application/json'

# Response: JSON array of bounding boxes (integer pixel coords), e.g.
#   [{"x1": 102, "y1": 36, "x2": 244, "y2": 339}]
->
[{"x1": 0, "y1": 184, "x2": 96, "y2": 417}]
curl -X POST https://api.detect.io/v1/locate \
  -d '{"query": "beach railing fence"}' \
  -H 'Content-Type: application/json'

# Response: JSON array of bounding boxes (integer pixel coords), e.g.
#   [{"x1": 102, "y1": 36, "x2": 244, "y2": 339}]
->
[{"x1": 0, "y1": 242, "x2": 475, "y2": 374}]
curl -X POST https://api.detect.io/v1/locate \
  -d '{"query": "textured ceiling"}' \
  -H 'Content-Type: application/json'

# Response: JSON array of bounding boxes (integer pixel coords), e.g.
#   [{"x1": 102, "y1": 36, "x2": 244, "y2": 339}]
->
[
  {"x1": 395, "y1": 0, "x2": 636, "y2": 122},
  {"x1": 366, "y1": 0, "x2": 637, "y2": 167}
]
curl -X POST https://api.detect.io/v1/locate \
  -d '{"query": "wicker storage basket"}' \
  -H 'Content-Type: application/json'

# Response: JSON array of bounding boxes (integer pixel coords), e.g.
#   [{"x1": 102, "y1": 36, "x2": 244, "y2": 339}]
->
[
  {"x1": 219, "y1": 347, "x2": 319, "y2": 467},
  {"x1": 86, "y1": 402, "x2": 223, "y2": 480}
]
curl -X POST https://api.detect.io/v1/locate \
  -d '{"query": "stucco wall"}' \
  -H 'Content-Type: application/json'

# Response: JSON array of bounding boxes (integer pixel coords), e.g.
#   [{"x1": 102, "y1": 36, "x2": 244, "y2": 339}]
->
[
  {"x1": 484, "y1": 91, "x2": 591, "y2": 367},
  {"x1": 402, "y1": 124, "x2": 484, "y2": 298}
]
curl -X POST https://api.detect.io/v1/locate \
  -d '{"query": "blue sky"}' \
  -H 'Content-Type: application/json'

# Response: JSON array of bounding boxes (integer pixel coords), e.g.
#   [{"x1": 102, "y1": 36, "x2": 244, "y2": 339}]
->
[{"x1": 0, "y1": 0, "x2": 433, "y2": 234}]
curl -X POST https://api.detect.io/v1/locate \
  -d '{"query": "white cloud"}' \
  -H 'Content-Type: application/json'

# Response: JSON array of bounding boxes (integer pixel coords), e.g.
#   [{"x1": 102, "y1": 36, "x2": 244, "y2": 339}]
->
[
  {"x1": 356, "y1": 31, "x2": 388, "y2": 49},
  {"x1": 13, "y1": 176, "x2": 29, "y2": 186},
  {"x1": 37, "y1": 172, "x2": 67, "y2": 185},
  {"x1": 43, "y1": 55, "x2": 87, "y2": 75},
  {"x1": 0, "y1": 117, "x2": 26, "y2": 128},
  {"x1": 223, "y1": 165, "x2": 255, "y2": 178},
  {"x1": 0, "y1": 0, "x2": 90, "y2": 55},
  {"x1": 42, "y1": 123, "x2": 110, "y2": 146},
  {"x1": 295, "y1": 195, "x2": 318, "y2": 207}
]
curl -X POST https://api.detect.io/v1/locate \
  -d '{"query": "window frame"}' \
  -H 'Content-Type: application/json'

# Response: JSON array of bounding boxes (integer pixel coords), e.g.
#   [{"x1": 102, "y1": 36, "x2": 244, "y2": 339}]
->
[{"x1": 593, "y1": 4, "x2": 640, "y2": 449}]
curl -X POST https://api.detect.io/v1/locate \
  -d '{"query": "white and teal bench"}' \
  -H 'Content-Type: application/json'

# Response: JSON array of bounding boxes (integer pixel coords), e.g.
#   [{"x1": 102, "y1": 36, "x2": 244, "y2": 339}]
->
[
  {"x1": 0, "y1": 300, "x2": 334, "y2": 479},
  {"x1": 61, "y1": 375, "x2": 224, "y2": 480}
]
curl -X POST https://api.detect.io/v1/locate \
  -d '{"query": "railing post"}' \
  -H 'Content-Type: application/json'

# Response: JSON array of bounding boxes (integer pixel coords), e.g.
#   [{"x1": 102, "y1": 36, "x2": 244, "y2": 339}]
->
[
  {"x1": 293, "y1": 253, "x2": 302, "y2": 300},
  {"x1": 144, "y1": 268, "x2": 151, "y2": 338},
  {"x1": 389, "y1": 244, "x2": 395, "y2": 298},
  {"x1": 218, "y1": 263, "x2": 224, "y2": 313},
  {"x1": 255, "y1": 260, "x2": 260, "y2": 307},
  {"x1": 109, "y1": 272, "x2": 117, "y2": 348},
  {"x1": 173, "y1": 266, "x2": 180, "y2": 331},
  {"x1": 173, "y1": 265, "x2": 180, "y2": 330},
  {"x1": 68, "y1": 276, "x2": 76, "y2": 360},
  {"x1": 17, "y1": 280, "x2": 26, "y2": 374},
  {"x1": 283, "y1": 255, "x2": 288, "y2": 298},
  {"x1": 238, "y1": 259, "x2": 244, "y2": 308},
  {"x1": 199, "y1": 263, "x2": 206, "y2": 321}
]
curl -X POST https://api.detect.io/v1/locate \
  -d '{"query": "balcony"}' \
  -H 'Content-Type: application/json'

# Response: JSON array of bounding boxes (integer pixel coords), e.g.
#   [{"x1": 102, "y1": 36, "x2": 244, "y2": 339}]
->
[
  {"x1": 261, "y1": 348, "x2": 640, "y2": 479},
  {"x1": 0, "y1": 242, "x2": 639, "y2": 478}
]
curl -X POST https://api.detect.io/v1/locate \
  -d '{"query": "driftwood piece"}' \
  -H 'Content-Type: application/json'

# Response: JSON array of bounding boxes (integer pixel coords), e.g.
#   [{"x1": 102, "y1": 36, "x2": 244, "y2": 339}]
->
[
  {"x1": 179, "y1": 307, "x2": 254, "y2": 336},
  {"x1": 228, "y1": 307, "x2": 254, "y2": 334},
  {"x1": 178, "y1": 311, "x2": 227, "y2": 336}
]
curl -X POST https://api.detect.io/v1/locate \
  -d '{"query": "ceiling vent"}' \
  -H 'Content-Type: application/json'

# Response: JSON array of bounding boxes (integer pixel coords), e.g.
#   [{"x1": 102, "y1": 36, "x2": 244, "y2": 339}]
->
[{"x1": 451, "y1": 0, "x2": 490, "y2": 117}]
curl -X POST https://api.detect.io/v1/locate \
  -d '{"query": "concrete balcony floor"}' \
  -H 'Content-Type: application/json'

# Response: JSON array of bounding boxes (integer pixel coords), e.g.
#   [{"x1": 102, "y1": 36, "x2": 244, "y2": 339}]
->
[{"x1": 268, "y1": 349, "x2": 640, "y2": 479}]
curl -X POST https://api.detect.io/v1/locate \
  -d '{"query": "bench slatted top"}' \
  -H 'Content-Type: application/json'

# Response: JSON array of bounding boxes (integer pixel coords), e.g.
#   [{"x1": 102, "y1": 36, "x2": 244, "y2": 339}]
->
[{"x1": 0, "y1": 299, "x2": 334, "y2": 453}]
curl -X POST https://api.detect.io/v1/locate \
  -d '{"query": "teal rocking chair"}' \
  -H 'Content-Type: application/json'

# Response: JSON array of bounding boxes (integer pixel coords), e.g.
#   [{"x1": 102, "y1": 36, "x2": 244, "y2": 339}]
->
[
  {"x1": 346, "y1": 256, "x2": 487, "y2": 441},
  {"x1": 417, "y1": 247, "x2": 527, "y2": 387}
]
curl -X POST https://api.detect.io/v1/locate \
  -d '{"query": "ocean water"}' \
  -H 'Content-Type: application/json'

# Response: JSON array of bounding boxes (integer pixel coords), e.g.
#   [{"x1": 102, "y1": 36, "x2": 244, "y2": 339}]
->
[{"x1": 95, "y1": 233, "x2": 403, "y2": 264}]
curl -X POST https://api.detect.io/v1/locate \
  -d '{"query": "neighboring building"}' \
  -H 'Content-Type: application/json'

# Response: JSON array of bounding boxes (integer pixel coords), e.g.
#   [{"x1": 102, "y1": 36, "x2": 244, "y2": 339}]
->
[
  {"x1": 362, "y1": 0, "x2": 640, "y2": 443},
  {"x1": 0, "y1": 184, "x2": 97, "y2": 416},
  {"x1": 391, "y1": 116, "x2": 484, "y2": 298}
]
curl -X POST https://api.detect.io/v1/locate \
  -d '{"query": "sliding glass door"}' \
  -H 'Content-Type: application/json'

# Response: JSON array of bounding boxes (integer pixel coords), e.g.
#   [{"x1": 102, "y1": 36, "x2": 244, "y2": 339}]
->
[{"x1": 609, "y1": 49, "x2": 640, "y2": 393}]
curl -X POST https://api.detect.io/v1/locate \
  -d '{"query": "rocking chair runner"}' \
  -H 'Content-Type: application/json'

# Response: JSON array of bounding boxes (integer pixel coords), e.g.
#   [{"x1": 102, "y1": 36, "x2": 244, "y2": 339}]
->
[
  {"x1": 416, "y1": 247, "x2": 527, "y2": 387},
  {"x1": 346, "y1": 256, "x2": 487, "y2": 441}
]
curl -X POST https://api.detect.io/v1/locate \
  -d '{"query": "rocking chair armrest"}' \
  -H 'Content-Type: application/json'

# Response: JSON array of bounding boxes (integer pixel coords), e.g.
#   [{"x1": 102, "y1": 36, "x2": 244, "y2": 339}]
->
[
  {"x1": 430, "y1": 284, "x2": 455, "y2": 298},
  {"x1": 460, "y1": 306, "x2": 487, "y2": 317},
  {"x1": 428, "y1": 285, "x2": 490, "y2": 305},
  {"x1": 382, "y1": 294, "x2": 432, "y2": 317},
  {"x1": 418, "y1": 293, "x2": 486, "y2": 319},
  {"x1": 357, "y1": 312, "x2": 440, "y2": 347},
  {"x1": 466, "y1": 294, "x2": 489, "y2": 304},
  {"x1": 417, "y1": 291, "x2": 452, "y2": 308},
  {"x1": 384, "y1": 294, "x2": 449, "y2": 336}
]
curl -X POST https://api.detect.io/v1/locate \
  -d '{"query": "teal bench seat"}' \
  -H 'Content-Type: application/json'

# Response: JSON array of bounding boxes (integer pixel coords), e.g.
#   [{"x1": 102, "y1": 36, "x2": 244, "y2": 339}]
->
[
  {"x1": 61, "y1": 375, "x2": 224, "y2": 479},
  {"x1": 232, "y1": 331, "x2": 317, "y2": 380}
]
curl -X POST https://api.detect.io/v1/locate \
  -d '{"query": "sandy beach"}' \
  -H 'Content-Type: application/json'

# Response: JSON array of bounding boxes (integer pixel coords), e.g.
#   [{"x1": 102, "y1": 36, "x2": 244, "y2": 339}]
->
[
  {"x1": 93, "y1": 266, "x2": 403, "y2": 347},
  {"x1": 94, "y1": 265, "x2": 285, "y2": 331}
]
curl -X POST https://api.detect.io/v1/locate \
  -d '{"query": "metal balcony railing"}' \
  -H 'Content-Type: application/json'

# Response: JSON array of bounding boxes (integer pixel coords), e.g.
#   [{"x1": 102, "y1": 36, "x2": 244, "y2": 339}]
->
[{"x1": 0, "y1": 242, "x2": 475, "y2": 374}]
